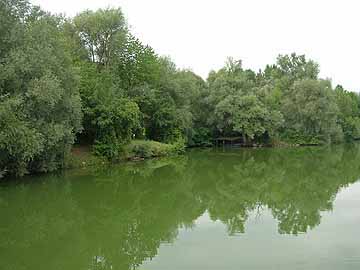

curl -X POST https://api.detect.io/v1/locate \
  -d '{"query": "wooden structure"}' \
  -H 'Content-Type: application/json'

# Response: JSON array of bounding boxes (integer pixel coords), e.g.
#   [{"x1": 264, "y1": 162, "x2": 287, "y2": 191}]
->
[{"x1": 213, "y1": 136, "x2": 244, "y2": 147}]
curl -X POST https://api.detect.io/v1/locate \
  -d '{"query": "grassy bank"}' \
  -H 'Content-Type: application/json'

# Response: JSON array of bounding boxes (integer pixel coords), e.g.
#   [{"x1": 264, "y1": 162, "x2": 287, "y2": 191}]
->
[
  {"x1": 66, "y1": 145, "x2": 108, "y2": 169},
  {"x1": 68, "y1": 140, "x2": 185, "y2": 169},
  {"x1": 122, "y1": 140, "x2": 185, "y2": 160}
]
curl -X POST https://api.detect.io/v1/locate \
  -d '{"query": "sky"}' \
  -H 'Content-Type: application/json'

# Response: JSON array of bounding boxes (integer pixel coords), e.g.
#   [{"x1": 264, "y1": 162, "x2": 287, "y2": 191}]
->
[{"x1": 31, "y1": 0, "x2": 360, "y2": 91}]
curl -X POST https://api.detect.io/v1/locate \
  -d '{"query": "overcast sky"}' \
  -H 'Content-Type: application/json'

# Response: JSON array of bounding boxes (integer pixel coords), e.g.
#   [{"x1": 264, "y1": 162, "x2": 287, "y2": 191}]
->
[{"x1": 31, "y1": 0, "x2": 360, "y2": 91}]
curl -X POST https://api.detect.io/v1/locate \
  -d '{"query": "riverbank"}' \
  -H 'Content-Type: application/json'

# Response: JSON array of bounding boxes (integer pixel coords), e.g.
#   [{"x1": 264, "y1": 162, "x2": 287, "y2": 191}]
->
[
  {"x1": 0, "y1": 138, "x2": 324, "y2": 179},
  {"x1": 68, "y1": 138, "x2": 322, "y2": 170},
  {"x1": 67, "y1": 140, "x2": 185, "y2": 169}
]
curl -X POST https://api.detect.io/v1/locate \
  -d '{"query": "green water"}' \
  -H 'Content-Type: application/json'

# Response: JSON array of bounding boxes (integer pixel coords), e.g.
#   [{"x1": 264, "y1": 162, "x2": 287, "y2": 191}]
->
[{"x1": 1, "y1": 145, "x2": 360, "y2": 270}]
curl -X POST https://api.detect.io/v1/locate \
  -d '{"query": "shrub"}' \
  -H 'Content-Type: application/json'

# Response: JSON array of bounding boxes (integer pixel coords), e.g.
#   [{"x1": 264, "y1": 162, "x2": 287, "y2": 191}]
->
[{"x1": 123, "y1": 140, "x2": 185, "y2": 160}]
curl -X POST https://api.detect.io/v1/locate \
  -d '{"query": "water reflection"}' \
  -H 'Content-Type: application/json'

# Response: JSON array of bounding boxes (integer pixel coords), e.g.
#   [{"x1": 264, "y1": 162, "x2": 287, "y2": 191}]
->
[{"x1": 1, "y1": 144, "x2": 360, "y2": 270}]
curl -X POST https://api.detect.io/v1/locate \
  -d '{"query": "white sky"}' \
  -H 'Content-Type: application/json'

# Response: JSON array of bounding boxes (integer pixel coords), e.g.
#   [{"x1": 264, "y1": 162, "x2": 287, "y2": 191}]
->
[{"x1": 31, "y1": 0, "x2": 360, "y2": 91}]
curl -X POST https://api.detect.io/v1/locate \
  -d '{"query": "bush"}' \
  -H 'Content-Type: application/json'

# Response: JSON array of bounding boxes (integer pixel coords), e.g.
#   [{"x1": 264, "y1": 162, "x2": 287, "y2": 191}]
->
[
  {"x1": 123, "y1": 140, "x2": 185, "y2": 160},
  {"x1": 189, "y1": 127, "x2": 213, "y2": 147}
]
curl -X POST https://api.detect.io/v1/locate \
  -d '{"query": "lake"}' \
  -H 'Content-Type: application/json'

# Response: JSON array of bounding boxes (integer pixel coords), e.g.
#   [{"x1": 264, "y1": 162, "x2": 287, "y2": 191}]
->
[{"x1": 1, "y1": 145, "x2": 360, "y2": 270}]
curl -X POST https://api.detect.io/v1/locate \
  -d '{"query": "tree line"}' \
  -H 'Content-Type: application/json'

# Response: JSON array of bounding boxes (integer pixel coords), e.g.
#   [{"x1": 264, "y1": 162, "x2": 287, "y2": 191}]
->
[{"x1": 1, "y1": 0, "x2": 360, "y2": 177}]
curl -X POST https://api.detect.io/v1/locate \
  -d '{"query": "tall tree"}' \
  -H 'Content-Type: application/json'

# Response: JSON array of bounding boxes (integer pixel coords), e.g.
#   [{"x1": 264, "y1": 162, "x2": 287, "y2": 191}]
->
[
  {"x1": 73, "y1": 8, "x2": 127, "y2": 67},
  {"x1": 334, "y1": 85, "x2": 360, "y2": 141},
  {"x1": 0, "y1": 1, "x2": 82, "y2": 177},
  {"x1": 282, "y1": 79, "x2": 342, "y2": 144}
]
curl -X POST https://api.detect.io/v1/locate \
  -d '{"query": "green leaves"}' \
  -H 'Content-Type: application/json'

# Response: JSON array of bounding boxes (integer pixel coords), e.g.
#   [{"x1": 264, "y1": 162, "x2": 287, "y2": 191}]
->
[
  {"x1": 214, "y1": 93, "x2": 281, "y2": 141},
  {"x1": 334, "y1": 85, "x2": 360, "y2": 141},
  {"x1": 73, "y1": 8, "x2": 127, "y2": 66},
  {"x1": 282, "y1": 79, "x2": 341, "y2": 144},
  {"x1": 208, "y1": 59, "x2": 284, "y2": 143},
  {"x1": 90, "y1": 97, "x2": 141, "y2": 160},
  {"x1": 0, "y1": 1, "x2": 82, "y2": 177},
  {"x1": 0, "y1": 96, "x2": 43, "y2": 176},
  {"x1": 27, "y1": 73, "x2": 63, "y2": 109},
  {"x1": 2, "y1": 1, "x2": 359, "y2": 177}
]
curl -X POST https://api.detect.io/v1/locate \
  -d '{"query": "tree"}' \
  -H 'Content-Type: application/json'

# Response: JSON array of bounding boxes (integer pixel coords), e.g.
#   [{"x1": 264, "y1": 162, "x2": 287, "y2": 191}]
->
[
  {"x1": 128, "y1": 84, "x2": 188, "y2": 143},
  {"x1": 264, "y1": 53, "x2": 319, "y2": 91},
  {"x1": 90, "y1": 96, "x2": 141, "y2": 159},
  {"x1": 260, "y1": 54, "x2": 320, "y2": 96},
  {"x1": 77, "y1": 62, "x2": 141, "y2": 159},
  {"x1": 282, "y1": 79, "x2": 342, "y2": 144},
  {"x1": 334, "y1": 85, "x2": 360, "y2": 141},
  {"x1": 207, "y1": 58, "x2": 283, "y2": 143},
  {"x1": 113, "y1": 35, "x2": 162, "y2": 91},
  {"x1": 0, "y1": 1, "x2": 82, "y2": 177},
  {"x1": 275, "y1": 53, "x2": 319, "y2": 81},
  {"x1": 214, "y1": 94, "x2": 283, "y2": 143},
  {"x1": 73, "y1": 8, "x2": 127, "y2": 66},
  {"x1": 2, "y1": 1, "x2": 360, "y2": 177}
]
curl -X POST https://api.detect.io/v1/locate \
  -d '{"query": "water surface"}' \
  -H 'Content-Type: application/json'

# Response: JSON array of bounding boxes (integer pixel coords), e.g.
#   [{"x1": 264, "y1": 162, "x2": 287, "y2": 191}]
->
[{"x1": 1, "y1": 145, "x2": 360, "y2": 269}]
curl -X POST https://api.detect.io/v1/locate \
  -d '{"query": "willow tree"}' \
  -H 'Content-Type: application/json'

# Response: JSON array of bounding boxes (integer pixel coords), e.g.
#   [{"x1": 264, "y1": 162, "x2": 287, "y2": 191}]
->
[{"x1": 0, "y1": 1, "x2": 82, "y2": 177}]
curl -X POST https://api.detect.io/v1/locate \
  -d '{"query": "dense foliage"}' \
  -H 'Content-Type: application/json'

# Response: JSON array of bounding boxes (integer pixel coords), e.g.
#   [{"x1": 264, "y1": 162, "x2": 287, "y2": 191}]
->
[
  {"x1": 1, "y1": 0, "x2": 360, "y2": 177},
  {"x1": 0, "y1": 0, "x2": 82, "y2": 177}
]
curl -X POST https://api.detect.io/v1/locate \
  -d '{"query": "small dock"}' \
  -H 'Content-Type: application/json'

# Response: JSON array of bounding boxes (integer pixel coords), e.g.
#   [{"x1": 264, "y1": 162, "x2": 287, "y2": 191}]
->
[
  {"x1": 213, "y1": 136, "x2": 270, "y2": 147},
  {"x1": 213, "y1": 137, "x2": 243, "y2": 147}
]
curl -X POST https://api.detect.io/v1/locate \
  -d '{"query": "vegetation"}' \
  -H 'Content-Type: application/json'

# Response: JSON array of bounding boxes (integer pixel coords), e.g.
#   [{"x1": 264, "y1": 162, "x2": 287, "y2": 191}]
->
[
  {"x1": 1, "y1": 0, "x2": 360, "y2": 178},
  {"x1": 123, "y1": 140, "x2": 185, "y2": 160},
  {"x1": 0, "y1": 1, "x2": 82, "y2": 177}
]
